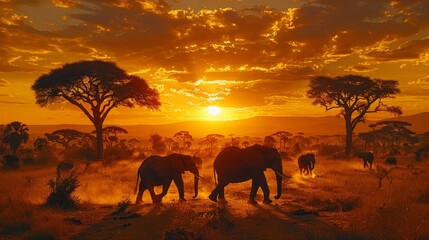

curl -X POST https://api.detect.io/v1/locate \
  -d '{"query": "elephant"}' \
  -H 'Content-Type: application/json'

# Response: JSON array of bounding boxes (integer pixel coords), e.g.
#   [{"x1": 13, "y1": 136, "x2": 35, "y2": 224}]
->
[
  {"x1": 208, "y1": 144, "x2": 289, "y2": 205},
  {"x1": 297, "y1": 153, "x2": 316, "y2": 176},
  {"x1": 56, "y1": 160, "x2": 74, "y2": 178},
  {"x1": 134, "y1": 153, "x2": 202, "y2": 204},
  {"x1": 358, "y1": 152, "x2": 374, "y2": 169},
  {"x1": 385, "y1": 157, "x2": 397, "y2": 165}
]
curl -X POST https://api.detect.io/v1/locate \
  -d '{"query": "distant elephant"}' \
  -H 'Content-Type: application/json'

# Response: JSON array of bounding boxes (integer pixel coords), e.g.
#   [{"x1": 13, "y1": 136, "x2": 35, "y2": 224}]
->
[
  {"x1": 192, "y1": 156, "x2": 202, "y2": 169},
  {"x1": 358, "y1": 152, "x2": 374, "y2": 169},
  {"x1": 297, "y1": 153, "x2": 316, "y2": 176},
  {"x1": 385, "y1": 157, "x2": 397, "y2": 165},
  {"x1": 208, "y1": 144, "x2": 289, "y2": 204},
  {"x1": 134, "y1": 153, "x2": 202, "y2": 204},
  {"x1": 56, "y1": 160, "x2": 74, "y2": 178}
]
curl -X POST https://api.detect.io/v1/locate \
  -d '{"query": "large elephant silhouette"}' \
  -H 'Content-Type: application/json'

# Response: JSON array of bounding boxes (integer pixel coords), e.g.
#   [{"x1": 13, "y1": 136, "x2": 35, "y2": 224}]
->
[
  {"x1": 134, "y1": 153, "x2": 202, "y2": 204},
  {"x1": 208, "y1": 144, "x2": 289, "y2": 204},
  {"x1": 297, "y1": 153, "x2": 316, "y2": 176}
]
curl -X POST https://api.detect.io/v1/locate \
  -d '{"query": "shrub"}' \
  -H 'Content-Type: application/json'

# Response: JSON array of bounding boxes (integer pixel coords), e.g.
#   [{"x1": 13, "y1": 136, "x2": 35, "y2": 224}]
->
[
  {"x1": 370, "y1": 165, "x2": 394, "y2": 189},
  {"x1": 2, "y1": 155, "x2": 19, "y2": 169},
  {"x1": 45, "y1": 171, "x2": 80, "y2": 210},
  {"x1": 116, "y1": 195, "x2": 131, "y2": 213}
]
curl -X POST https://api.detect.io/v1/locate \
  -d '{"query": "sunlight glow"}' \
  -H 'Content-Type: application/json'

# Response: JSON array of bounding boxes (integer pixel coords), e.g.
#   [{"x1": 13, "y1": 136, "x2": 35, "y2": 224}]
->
[{"x1": 207, "y1": 106, "x2": 221, "y2": 116}]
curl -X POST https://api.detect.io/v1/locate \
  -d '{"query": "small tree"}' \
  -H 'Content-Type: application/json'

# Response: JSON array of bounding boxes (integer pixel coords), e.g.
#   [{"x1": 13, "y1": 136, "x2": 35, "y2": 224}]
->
[
  {"x1": 272, "y1": 131, "x2": 292, "y2": 151},
  {"x1": 34, "y1": 137, "x2": 49, "y2": 151},
  {"x1": 94, "y1": 126, "x2": 128, "y2": 147},
  {"x1": 3, "y1": 121, "x2": 29, "y2": 154},
  {"x1": 205, "y1": 134, "x2": 225, "y2": 149},
  {"x1": 32, "y1": 60, "x2": 160, "y2": 161},
  {"x1": 307, "y1": 75, "x2": 401, "y2": 157},
  {"x1": 150, "y1": 133, "x2": 166, "y2": 154},
  {"x1": 174, "y1": 131, "x2": 193, "y2": 149},
  {"x1": 46, "y1": 129, "x2": 88, "y2": 149}
]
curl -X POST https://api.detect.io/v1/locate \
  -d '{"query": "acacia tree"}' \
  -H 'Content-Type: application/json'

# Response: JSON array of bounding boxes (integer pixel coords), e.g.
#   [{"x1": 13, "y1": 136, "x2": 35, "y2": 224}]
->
[
  {"x1": 307, "y1": 75, "x2": 401, "y2": 156},
  {"x1": 46, "y1": 129, "x2": 88, "y2": 149},
  {"x1": 92, "y1": 126, "x2": 128, "y2": 147},
  {"x1": 173, "y1": 131, "x2": 193, "y2": 149},
  {"x1": 205, "y1": 134, "x2": 225, "y2": 149},
  {"x1": 272, "y1": 131, "x2": 292, "y2": 151},
  {"x1": 3, "y1": 121, "x2": 29, "y2": 154},
  {"x1": 32, "y1": 60, "x2": 160, "y2": 160}
]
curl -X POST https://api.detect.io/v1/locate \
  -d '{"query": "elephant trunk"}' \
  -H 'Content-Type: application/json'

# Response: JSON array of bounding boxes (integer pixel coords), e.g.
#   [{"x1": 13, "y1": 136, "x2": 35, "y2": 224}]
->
[
  {"x1": 193, "y1": 175, "x2": 199, "y2": 198},
  {"x1": 275, "y1": 173, "x2": 282, "y2": 199}
]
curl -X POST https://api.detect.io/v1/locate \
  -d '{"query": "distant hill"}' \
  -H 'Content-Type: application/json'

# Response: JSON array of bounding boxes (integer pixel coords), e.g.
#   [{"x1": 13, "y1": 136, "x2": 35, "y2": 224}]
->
[{"x1": 27, "y1": 112, "x2": 429, "y2": 139}]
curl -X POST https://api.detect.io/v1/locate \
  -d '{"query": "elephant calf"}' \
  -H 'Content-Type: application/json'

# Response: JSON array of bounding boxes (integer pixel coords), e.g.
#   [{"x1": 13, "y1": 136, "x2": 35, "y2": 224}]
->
[
  {"x1": 358, "y1": 152, "x2": 374, "y2": 169},
  {"x1": 134, "y1": 153, "x2": 202, "y2": 204},
  {"x1": 297, "y1": 153, "x2": 316, "y2": 176}
]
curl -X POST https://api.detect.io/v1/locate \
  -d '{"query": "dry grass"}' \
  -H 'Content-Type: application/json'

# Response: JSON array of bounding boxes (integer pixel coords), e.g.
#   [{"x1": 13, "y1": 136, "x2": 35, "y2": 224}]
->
[{"x1": 0, "y1": 155, "x2": 428, "y2": 239}]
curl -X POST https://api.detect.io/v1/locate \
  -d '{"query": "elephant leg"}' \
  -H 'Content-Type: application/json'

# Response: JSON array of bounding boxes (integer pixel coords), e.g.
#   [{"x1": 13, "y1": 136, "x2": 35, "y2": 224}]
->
[
  {"x1": 136, "y1": 181, "x2": 146, "y2": 204},
  {"x1": 209, "y1": 187, "x2": 219, "y2": 202},
  {"x1": 148, "y1": 187, "x2": 161, "y2": 203},
  {"x1": 255, "y1": 172, "x2": 272, "y2": 204},
  {"x1": 247, "y1": 179, "x2": 259, "y2": 204},
  {"x1": 159, "y1": 180, "x2": 172, "y2": 199},
  {"x1": 300, "y1": 167, "x2": 303, "y2": 176},
  {"x1": 173, "y1": 175, "x2": 185, "y2": 201},
  {"x1": 217, "y1": 183, "x2": 228, "y2": 202}
]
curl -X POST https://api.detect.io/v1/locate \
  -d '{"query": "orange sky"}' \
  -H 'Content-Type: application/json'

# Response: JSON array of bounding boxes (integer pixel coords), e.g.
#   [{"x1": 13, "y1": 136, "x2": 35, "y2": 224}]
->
[{"x1": 0, "y1": 0, "x2": 429, "y2": 125}]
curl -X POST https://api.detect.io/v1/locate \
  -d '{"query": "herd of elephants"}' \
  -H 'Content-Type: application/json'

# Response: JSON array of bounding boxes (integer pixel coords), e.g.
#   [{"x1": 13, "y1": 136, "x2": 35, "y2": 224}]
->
[
  {"x1": 108, "y1": 144, "x2": 385, "y2": 205},
  {"x1": 54, "y1": 144, "x2": 391, "y2": 205}
]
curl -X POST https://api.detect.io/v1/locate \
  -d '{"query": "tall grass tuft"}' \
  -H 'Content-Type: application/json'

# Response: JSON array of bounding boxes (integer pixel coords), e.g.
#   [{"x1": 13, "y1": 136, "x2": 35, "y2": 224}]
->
[{"x1": 45, "y1": 171, "x2": 80, "y2": 210}]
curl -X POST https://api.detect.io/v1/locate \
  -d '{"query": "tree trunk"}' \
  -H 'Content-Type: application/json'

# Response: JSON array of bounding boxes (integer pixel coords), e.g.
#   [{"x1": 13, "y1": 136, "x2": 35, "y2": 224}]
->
[
  {"x1": 345, "y1": 115, "x2": 353, "y2": 157},
  {"x1": 95, "y1": 121, "x2": 104, "y2": 161}
]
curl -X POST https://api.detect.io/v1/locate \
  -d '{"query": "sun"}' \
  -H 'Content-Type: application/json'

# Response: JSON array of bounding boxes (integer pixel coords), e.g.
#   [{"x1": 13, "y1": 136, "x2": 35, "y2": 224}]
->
[{"x1": 207, "y1": 105, "x2": 221, "y2": 116}]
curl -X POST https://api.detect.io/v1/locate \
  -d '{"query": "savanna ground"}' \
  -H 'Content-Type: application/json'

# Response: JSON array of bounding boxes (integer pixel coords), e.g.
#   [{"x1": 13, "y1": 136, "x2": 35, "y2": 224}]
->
[{"x1": 1, "y1": 155, "x2": 429, "y2": 240}]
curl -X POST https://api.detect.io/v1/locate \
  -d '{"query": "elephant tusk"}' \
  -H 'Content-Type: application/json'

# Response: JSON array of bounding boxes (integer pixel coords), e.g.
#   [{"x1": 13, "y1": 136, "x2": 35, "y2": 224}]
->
[{"x1": 275, "y1": 170, "x2": 291, "y2": 178}]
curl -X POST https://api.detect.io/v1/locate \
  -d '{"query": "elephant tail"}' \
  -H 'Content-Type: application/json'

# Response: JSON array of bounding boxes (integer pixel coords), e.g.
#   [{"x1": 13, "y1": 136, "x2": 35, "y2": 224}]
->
[{"x1": 134, "y1": 169, "x2": 140, "y2": 195}]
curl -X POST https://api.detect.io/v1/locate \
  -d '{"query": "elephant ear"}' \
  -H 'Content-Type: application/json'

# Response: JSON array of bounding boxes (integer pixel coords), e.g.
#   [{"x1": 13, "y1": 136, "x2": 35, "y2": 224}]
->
[
  {"x1": 170, "y1": 154, "x2": 186, "y2": 174},
  {"x1": 245, "y1": 146, "x2": 267, "y2": 171}
]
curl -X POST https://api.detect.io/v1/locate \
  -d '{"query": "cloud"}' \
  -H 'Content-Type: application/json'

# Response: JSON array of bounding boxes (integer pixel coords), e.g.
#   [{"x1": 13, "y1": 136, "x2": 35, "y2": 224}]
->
[
  {"x1": 0, "y1": 79, "x2": 11, "y2": 87},
  {"x1": 0, "y1": 100, "x2": 28, "y2": 104},
  {"x1": 366, "y1": 38, "x2": 429, "y2": 61},
  {"x1": 344, "y1": 63, "x2": 378, "y2": 73}
]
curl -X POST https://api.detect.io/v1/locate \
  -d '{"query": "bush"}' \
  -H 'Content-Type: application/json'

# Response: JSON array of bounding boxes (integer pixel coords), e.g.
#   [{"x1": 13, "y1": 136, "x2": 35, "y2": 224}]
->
[
  {"x1": 2, "y1": 155, "x2": 19, "y2": 169},
  {"x1": 45, "y1": 171, "x2": 80, "y2": 210}
]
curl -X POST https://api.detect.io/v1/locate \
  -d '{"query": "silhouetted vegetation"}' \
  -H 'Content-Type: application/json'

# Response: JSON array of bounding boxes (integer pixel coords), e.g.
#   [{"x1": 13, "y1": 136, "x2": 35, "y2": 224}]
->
[
  {"x1": 46, "y1": 171, "x2": 80, "y2": 210},
  {"x1": 3, "y1": 121, "x2": 29, "y2": 155},
  {"x1": 32, "y1": 60, "x2": 160, "y2": 161},
  {"x1": 307, "y1": 75, "x2": 401, "y2": 157}
]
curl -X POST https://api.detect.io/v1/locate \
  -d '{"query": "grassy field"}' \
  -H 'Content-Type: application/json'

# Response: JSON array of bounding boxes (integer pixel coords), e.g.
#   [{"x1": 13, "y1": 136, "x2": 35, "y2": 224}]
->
[{"x1": 0, "y1": 156, "x2": 428, "y2": 240}]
